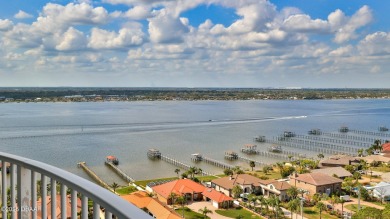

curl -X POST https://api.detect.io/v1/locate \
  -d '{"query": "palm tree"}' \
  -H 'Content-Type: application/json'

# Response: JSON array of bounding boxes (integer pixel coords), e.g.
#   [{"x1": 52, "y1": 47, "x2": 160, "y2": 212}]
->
[
  {"x1": 176, "y1": 195, "x2": 186, "y2": 218},
  {"x1": 232, "y1": 185, "x2": 243, "y2": 198},
  {"x1": 329, "y1": 195, "x2": 340, "y2": 211},
  {"x1": 187, "y1": 166, "x2": 197, "y2": 179},
  {"x1": 315, "y1": 202, "x2": 326, "y2": 219},
  {"x1": 198, "y1": 206, "x2": 212, "y2": 218},
  {"x1": 168, "y1": 192, "x2": 177, "y2": 206},
  {"x1": 288, "y1": 155, "x2": 294, "y2": 161},
  {"x1": 339, "y1": 198, "x2": 346, "y2": 217},
  {"x1": 268, "y1": 195, "x2": 281, "y2": 219},
  {"x1": 287, "y1": 198, "x2": 299, "y2": 219},
  {"x1": 111, "y1": 182, "x2": 119, "y2": 193},
  {"x1": 174, "y1": 168, "x2": 180, "y2": 178},
  {"x1": 257, "y1": 195, "x2": 265, "y2": 212},
  {"x1": 224, "y1": 168, "x2": 233, "y2": 176},
  {"x1": 287, "y1": 186, "x2": 299, "y2": 200},
  {"x1": 247, "y1": 194, "x2": 257, "y2": 209},
  {"x1": 357, "y1": 148, "x2": 364, "y2": 157},
  {"x1": 249, "y1": 161, "x2": 255, "y2": 171},
  {"x1": 317, "y1": 153, "x2": 324, "y2": 159}
]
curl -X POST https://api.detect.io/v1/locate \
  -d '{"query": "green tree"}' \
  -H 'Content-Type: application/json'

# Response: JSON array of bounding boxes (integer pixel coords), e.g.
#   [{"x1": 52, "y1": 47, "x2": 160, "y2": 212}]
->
[
  {"x1": 268, "y1": 195, "x2": 281, "y2": 219},
  {"x1": 224, "y1": 168, "x2": 233, "y2": 176},
  {"x1": 287, "y1": 198, "x2": 300, "y2": 219},
  {"x1": 176, "y1": 195, "x2": 186, "y2": 218},
  {"x1": 249, "y1": 161, "x2": 255, "y2": 171},
  {"x1": 357, "y1": 149, "x2": 364, "y2": 157},
  {"x1": 111, "y1": 182, "x2": 119, "y2": 193},
  {"x1": 315, "y1": 202, "x2": 326, "y2": 219},
  {"x1": 287, "y1": 186, "x2": 299, "y2": 200},
  {"x1": 168, "y1": 192, "x2": 177, "y2": 206},
  {"x1": 329, "y1": 195, "x2": 340, "y2": 211},
  {"x1": 317, "y1": 153, "x2": 324, "y2": 159},
  {"x1": 263, "y1": 165, "x2": 272, "y2": 174},
  {"x1": 339, "y1": 198, "x2": 346, "y2": 217},
  {"x1": 247, "y1": 194, "x2": 257, "y2": 209},
  {"x1": 232, "y1": 185, "x2": 243, "y2": 198},
  {"x1": 174, "y1": 168, "x2": 180, "y2": 178},
  {"x1": 198, "y1": 206, "x2": 212, "y2": 218}
]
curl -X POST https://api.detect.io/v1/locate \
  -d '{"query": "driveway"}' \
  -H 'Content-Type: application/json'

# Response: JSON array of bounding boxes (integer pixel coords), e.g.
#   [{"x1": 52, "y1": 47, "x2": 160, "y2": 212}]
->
[{"x1": 187, "y1": 201, "x2": 231, "y2": 219}]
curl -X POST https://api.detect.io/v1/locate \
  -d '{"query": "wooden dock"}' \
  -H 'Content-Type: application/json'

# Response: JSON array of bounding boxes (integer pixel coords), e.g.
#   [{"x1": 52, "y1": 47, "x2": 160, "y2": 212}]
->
[
  {"x1": 78, "y1": 162, "x2": 113, "y2": 192},
  {"x1": 191, "y1": 154, "x2": 234, "y2": 169},
  {"x1": 237, "y1": 156, "x2": 266, "y2": 166},
  {"x1": 105, "y1": 161, "x2": 135, "y2": 183}
]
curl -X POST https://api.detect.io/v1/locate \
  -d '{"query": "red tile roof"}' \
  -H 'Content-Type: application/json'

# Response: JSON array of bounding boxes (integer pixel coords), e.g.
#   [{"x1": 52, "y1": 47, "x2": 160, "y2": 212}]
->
[
  {"x1": 202, "y1": 188, "x2": 233, "y2": 203},
  {"x1": 121, "y1": 191, "x2": 181, "y2": 219},
  {"x1": 152, "y1": 179, "x2": 206, "y2": 199},
  {"x1": 382, "y1": 143, "x2": 390, "y2": 152}
]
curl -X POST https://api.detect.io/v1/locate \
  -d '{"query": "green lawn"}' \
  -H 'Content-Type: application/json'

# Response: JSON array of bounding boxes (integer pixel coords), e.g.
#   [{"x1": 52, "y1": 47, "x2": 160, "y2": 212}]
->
[
  {"x1": 134, "y1": 177, "x2": 178, "y2": 188},
  {"x1": 371, "y1": 166, "x2": 390, "y2": 172},
  {"x1": 175, "y1": 207, "x2": 210, "y2": 219},
  {"x1": 301, "y1": 207, "x2": 338, "y2": 219},
  {"x1": 252, "y1": 170, "x2": 281, "y2": 180},
  {"x1": 215, "y1": 208, "x2": 262, "y2": 219},
  {"x1": 345, "y1": 204, "x2": 370, "y2": 212},
  {"x1": 116, "y1": 186, "x2": 138, "y2": 195}
]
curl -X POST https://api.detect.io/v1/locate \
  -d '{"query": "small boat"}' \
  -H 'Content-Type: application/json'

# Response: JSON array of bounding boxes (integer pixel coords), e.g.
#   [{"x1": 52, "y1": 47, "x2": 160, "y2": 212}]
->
[
  {"x1": 308, "y1": 129, "x2": 321, "y2": 135},
  {"x1": 379, "y1": 126, "x2": 389, "y2": 132},
  {"x1": 106, "y1": 155, "x2": 119, "y2": 165},
  {"x1": 269, "y1": 145, "x2": 282, "y2": 153}
]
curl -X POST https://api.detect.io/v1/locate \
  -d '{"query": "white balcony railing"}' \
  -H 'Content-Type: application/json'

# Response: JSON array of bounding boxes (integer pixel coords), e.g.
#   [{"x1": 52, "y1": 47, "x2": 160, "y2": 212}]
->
[{"x1": 0, "y1": 152, "x2": 152, "y2": 219}]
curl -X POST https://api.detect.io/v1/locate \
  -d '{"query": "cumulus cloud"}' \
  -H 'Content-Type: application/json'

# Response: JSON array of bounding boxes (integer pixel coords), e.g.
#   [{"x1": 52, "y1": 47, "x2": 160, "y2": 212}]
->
[
  {"x1": 55, "y1": 27, "x2": 87, "y2": 51},
  {"x1": 124, "y1": 5, "x2": 153, "y2": 20},
  {"x1": 14, "y1": 10, "x2": 33, "y2": 19},
  {"x1": 333, "y1": 5, "x2": 372, "y2": 43},
  {"x1": 358, "y1": 31, "x2": 390, "y2": 55},
  {"x1": 329, "y1": 45, "x2": 353, "y2": 57},
  {"x1": 34, "y1": 2, "x2": 110, "y2": 33},
  {"x1": 283, "y1": 14, "x2": 329, "y2": 33},
  {"x1": 0, "y1": 19, "x2": 13, "y2": 31},
  {"x1": 88, "y1": 24, "x2": 145, "y2": 49},
  {"x1": 148, "y1": 10, "x2": 189, "y2": 43}
]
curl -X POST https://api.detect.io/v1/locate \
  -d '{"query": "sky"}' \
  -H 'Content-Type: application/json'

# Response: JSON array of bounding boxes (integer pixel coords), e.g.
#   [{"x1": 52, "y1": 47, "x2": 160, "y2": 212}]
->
[{"x1": 0, "y1": 0, "x2": 389, "y2": 88}]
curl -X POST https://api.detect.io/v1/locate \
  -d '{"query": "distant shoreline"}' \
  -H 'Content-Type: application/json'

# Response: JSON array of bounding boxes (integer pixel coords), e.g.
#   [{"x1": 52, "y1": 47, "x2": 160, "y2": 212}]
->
[{"x1": 1, "y1": 88, "x2": 389, "y2": 103}]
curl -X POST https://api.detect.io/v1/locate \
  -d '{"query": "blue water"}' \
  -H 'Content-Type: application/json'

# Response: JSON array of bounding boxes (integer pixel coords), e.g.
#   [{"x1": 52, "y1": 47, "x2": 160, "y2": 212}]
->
[{"x1": 0, "y1": 99, "x2": 389, "y2": 184}]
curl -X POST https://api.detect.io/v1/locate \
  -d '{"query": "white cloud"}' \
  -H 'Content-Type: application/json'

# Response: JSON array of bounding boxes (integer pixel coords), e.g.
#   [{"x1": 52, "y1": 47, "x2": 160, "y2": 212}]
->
[
  {"x1": 0, "y1": 19, "x2": 13, "y2": 31},
  {"x1": 283, "y1": 14, "x2": 329, "y2": 33},
  {"x1": 55, "y1": 27, "x2": 87, "y2": 51},
  {"x1": 14, "y1": 10, "x2": 33, "y2": 19},
  {"x1": 333, "y1": 5, "x2": 372, "y2": 43},
  {"x1": 329, "y1": 45, "x2": 353, "y2": 57},
  {"x1": 148, "y1": 10, "x2": 189, "y2": 43},
  {"x1": 358, "y1": 31, "x2": 390, "y2": 55},
  {"x1": 124, "y1": 5, "x2": 153, "y2": 20},
  {"x1": 88, "y1": 25, "x2": 144, "y2": 49}
]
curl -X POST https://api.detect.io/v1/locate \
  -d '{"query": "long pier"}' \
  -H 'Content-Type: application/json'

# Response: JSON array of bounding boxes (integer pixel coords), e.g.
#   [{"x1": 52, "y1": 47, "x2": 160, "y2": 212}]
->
[
  {"x1": 105, "y1": 161, "x2": 135, "y2": 183},
  {"x1": 241, "y1": 147, "x2": 296, "y2": 160},
  {"x1": 350, "y1": 129, "x2": 390, "y2": 138},
  {"x1": 321, "y1": 132, "x2": 381, "y2": 145},
  {"x1": 201, "y1": 156, "x2": 234, "y2": 169},
  {"x1": 295, "y1": 134, "x2": 371, "y2": 148},
  {"x1": 160, "y1": 155, "x2": 213, "y2": 176},
  {"x1": 237, "y1": 156, "x2": 266, "y2": 166},
  {"x1": 78, "y1": 162, "x2": 113, "y2": 192}
]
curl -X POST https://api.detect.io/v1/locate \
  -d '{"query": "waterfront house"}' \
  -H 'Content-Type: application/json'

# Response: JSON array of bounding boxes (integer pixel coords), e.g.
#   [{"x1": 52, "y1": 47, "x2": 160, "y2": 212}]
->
[
  {"x1": 320, "y1": 155, "x2": 361, "y2": 167},
  {"x1": 152, "y1": 179, "x2": 206, "y2": 204},
  {"x1": 382, "y1": 143, "x2": 390, "y2": 154},
  {"x1": 202, "y1": 188, "x2": 234, "y2": 208},
  {"x1": 261, "y1": 180, "x2": 291, "y2": 201},
  {"x1": 121, "y1": 191, "x2": 182, "y2": 219},
  {"x1": 289, "y1": 172, "x2": 342, "y2": 196},
  {"x1": 211, "y1": 174, "x2": 265, "y2": 196},
  {"x1": 312, "y1": 166, "x2": 353, "y2": 179}
]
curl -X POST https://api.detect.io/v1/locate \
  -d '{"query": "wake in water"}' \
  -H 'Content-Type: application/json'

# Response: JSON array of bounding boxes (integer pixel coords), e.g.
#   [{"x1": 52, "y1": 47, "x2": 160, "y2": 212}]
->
[{"x1": 0, "y1": 115, "x2": 309, "y2": 140}]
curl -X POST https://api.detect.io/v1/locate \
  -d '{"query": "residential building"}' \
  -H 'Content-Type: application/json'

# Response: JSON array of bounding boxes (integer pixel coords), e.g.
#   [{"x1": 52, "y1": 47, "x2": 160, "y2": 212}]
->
[
  {"x1": 373, "y1": 182, "x2": 390, "y2": 201},
  {"x1": 37, "y1": 195, "x2": 82, "y2": 219},
  {"x1": 320, "y1": 155, "x2": 361, "y2": 167},
  {"x1": 312, "y1": 166, "x2": 353, "y2": 179},
  {"x1": 202, "y1": 188, "x2": 233, "y2": 209},
  {"x1": 121, "y1": 191, "x2": 182, "y2": 219},
  {"x1": 289, "y1": 172, "x2": 342, "y2": 196},
  {"x1": 261, "y1": 180, "x2": 291, "y2": 201},
  {"x1": 152, "y1": 179, "x2": 205, "y2": 204},
  {"x1": 211, "y1": 174, "x2": 266, "y2": 196}
]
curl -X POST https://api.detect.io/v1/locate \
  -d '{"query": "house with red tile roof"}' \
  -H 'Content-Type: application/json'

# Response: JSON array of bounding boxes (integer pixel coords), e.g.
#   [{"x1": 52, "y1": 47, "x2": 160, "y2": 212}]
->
[
  {"x1": 202, "y1": 188, "x2": 233, "y2": 208},
  {"x1": 151, "y1": 179, "x2": 232, "y2": 209},
  {"x1": 289, "y1": 172, "x2": 342, "y2": 196},
  {"x1": 121, "y1": 191, "x2": 182, "y2": 219},
  {"x1": 152, "y1": 179, "x2": 206, "y2": 204},
  {"x1": 37, "y1": 195, "x2": 82, "y2": 219},
  {"x1": 382, "y1": 143, "x2": 390, "y2": 153}
]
